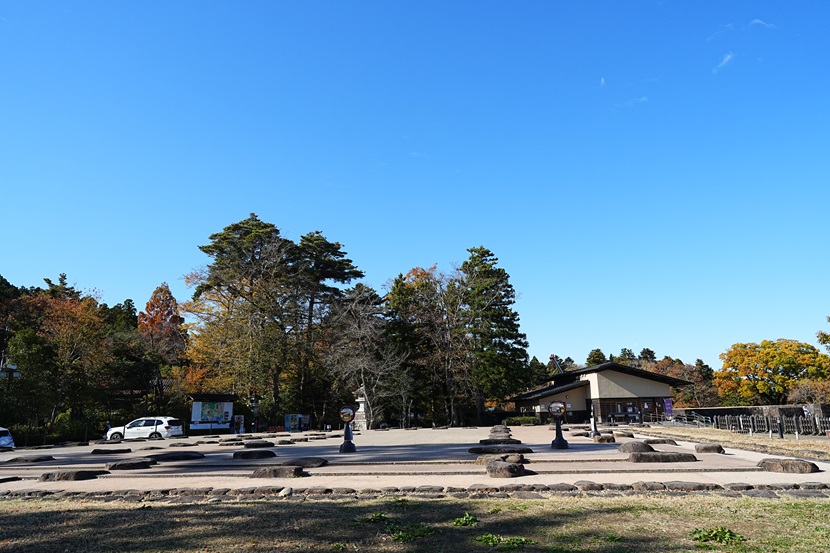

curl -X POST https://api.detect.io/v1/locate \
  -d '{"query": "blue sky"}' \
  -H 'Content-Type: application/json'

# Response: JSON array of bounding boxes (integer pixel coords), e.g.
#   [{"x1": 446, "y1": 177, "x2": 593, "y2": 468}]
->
[{"x1": 2, "y1": 2, "x2": 829, "y2": 369}]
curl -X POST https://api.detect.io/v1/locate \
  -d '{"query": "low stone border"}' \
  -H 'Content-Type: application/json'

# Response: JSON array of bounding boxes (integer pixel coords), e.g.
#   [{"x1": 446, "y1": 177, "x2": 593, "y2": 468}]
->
[{"x1": 2, "y1": 480, "x2": 828, "y2": 502}]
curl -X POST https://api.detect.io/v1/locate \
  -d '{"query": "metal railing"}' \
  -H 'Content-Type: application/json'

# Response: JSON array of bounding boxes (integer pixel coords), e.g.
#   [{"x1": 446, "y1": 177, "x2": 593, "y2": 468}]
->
[
  {"x1": 642, "y1": 411, "x2": 830, "y2": 436},
  {"x1": 642, "y1": 412, "x2": 712, "y2": 427},
  {"x1": 711, "y1": 414, "x2": 830, "y2": 436}
]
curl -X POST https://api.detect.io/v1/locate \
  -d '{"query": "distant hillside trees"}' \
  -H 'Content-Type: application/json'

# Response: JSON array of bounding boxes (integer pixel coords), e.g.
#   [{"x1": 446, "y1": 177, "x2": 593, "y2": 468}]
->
[{"x1": 571, "y1": 346, "x2": 719, "y2": 408}]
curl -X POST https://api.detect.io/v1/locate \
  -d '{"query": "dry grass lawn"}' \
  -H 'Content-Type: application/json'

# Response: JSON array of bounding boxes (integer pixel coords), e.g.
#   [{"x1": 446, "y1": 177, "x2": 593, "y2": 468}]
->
[
  {"x1": 2, "y1": 425, "x2": 828, "y2": 551},
  {"x1": 634, "y1": 425, "x2": 830, "y2": 460},
  {"x1": 1, "y1": 494, "x2": 829, "y2": 552}
]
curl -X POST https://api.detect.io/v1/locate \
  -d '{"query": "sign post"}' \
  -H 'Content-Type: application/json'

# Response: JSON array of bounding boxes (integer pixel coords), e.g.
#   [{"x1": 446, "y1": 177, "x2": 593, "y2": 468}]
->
[
  {"x1": 339, "y1": 405, "x2": 356, "y2": 453},
  {"x1": 549, "y1": 401, "x2": 569, "y2": 449}
]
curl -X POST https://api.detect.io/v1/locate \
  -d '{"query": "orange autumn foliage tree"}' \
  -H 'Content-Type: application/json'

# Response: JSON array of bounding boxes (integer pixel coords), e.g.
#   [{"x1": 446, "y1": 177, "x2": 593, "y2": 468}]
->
[
  {"x1": 138, "y1": 283, "x2": 187, "y2": 366},
  {"x1": 643, "y1": 357, "x2": 718, "y2": 408},
  {"x1": 27, "y1": 276, "x2": 112, "y2": 426},
  {"x1": 162, "y1": 365, "x2": 215, "y2": 398}
]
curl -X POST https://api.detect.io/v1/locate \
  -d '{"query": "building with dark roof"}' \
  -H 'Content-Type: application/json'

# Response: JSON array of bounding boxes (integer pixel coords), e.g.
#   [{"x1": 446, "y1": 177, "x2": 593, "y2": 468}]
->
[{"x1": 511, "y1": 362, "x2": 689, "y2": 423}]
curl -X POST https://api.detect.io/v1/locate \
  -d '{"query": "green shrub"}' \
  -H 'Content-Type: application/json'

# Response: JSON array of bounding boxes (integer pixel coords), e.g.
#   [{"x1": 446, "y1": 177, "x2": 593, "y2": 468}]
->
[
  {"x1": 474, "y1": 533, "x2": 536, "y2": 550},
  {"x1": 691, "y1": 526, "x2": 746, "y2": 545},
  {"x1": 502, "y1": 416, "x2": 540, "y2": 426},
  {"x1": 453, "y1": 512, "x2": 479, "y2": 526},
  {"x1": 362, "y1": 512, "x2": 387, "y2": 523},
  {"x1": 386, "y1": 522, "x2": 434, "y2": 543}
]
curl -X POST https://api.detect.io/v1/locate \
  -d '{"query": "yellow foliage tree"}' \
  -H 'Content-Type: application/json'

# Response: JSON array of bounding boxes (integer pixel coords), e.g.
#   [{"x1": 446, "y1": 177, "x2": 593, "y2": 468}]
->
[{"x1": 715, "y1": 339, "x2": 830, "y2": 405}]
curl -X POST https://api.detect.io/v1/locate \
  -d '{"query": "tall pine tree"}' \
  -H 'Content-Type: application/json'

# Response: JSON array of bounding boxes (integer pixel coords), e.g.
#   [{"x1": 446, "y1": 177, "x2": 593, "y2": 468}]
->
[{"x1": 459, "y1": 247, "x2": 530, "y2": 420}]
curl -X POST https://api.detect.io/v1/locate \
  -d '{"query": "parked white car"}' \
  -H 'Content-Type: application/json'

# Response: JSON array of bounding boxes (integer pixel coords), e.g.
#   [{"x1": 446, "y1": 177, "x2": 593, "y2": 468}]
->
[
  {"x1": 0, "y1": 426, "x2": 14, "y2": 448},
  {"x1": 106, "y1": 417, "x2": 184, "y2": 440}
]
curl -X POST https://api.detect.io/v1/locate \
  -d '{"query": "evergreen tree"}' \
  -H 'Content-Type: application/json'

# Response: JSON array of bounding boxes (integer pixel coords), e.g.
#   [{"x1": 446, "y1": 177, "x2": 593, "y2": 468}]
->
[
  {"x1": 191, "y1": 214, "x2": 303, "y2": 424},
  {"x1": 188, "y1": 214, "x2": 363, "y2": 427},
  {"x1": 639, "y1": 347, "x2": 656, "y2": 363},
  {"x1": 290, "y1": 231, "x2": 364, "y2": 420},
  {"x1": 586, "y1": 348, "x2": 607, "y2": 366},
  {"x1": 459, "y1": 247, "x2": 530, "y2": 418},
  {"x1": 528, "y1": 356, "x2": 548, "y2": 384}
]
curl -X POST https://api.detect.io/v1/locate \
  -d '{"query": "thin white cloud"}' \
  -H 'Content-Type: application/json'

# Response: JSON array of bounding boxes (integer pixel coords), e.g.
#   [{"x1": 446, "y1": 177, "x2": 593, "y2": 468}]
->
[
  {"x1": 617, "y1": 96, "x2": 648, "y2": 108},
  {"x1": 600, "y1": 77, "x2": 606, "y2": 88},
  {"x1": 750, "y1": 18, "x2": 776, "y2": 29},
  {"x1": 706, "y1": 23, "x2": 734, "y2": 42},
  {"x1": 712, "y1": 52, "x2": 734, "y2": 74}
]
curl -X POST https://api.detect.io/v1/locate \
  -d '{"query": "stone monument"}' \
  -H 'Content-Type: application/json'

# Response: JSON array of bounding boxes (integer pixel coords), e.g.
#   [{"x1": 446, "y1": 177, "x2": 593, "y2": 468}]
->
[{"x1": 353, "y1": 388, "x2": 368, "y2": 431}]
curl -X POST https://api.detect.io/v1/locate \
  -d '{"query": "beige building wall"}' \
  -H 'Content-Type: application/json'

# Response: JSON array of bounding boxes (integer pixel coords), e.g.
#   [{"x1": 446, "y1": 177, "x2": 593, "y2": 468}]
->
[
  {"x1": 581, "y1": 371, "x2": 672, "y2": 399},
  {"x1": 528, "y1": 385, "x2": 589, "y2": 414}
]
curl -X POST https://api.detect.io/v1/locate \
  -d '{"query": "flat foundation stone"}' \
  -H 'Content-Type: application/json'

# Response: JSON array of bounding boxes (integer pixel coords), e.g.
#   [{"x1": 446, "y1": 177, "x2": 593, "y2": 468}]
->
[
  {"x1": 619, "y1": 441, "x2": 654, "y2": 453},
  {"x1": 243, "y1": 440, "x2": 275, "y2": 448},
  {"x1": 106, "y1": 458, "x2": 157, "y2": 470},
  {"x1": 695, "y1": 443, "x2": 725, "y2": 454},
  {"x1": 40, "y1": 470, "x2": 109, "y2": 481},
  {"x1": 629, "y1": 452, "x2": 697, "y2": 463},
  {"x1": 757, "y1": 458, "x2": 820, "y2": 474},
  {"x1": 147, "y1": 451, "x2": 206, "y2": 462},
  {"x1": 643, "y1": 438, "x2": 677, "y2": 446},
  {"x1": 234, "y1": 450, "x2": 277, "y2": 460}
]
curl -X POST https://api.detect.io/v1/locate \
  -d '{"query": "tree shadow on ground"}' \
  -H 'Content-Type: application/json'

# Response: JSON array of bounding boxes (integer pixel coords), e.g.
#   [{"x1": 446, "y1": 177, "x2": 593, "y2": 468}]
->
[{"x1": 0, "y1": 496, "x2": 733, "y2": 553}]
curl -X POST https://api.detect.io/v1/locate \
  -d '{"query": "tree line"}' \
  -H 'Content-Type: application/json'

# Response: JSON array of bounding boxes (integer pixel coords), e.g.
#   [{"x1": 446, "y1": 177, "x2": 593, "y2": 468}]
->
[
  {"x1": 2, "y1": 214, "x2": 829, "y2": 443},
  {"x1": 0, "y1": 214, "x2": 532, "y2": 442}
]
